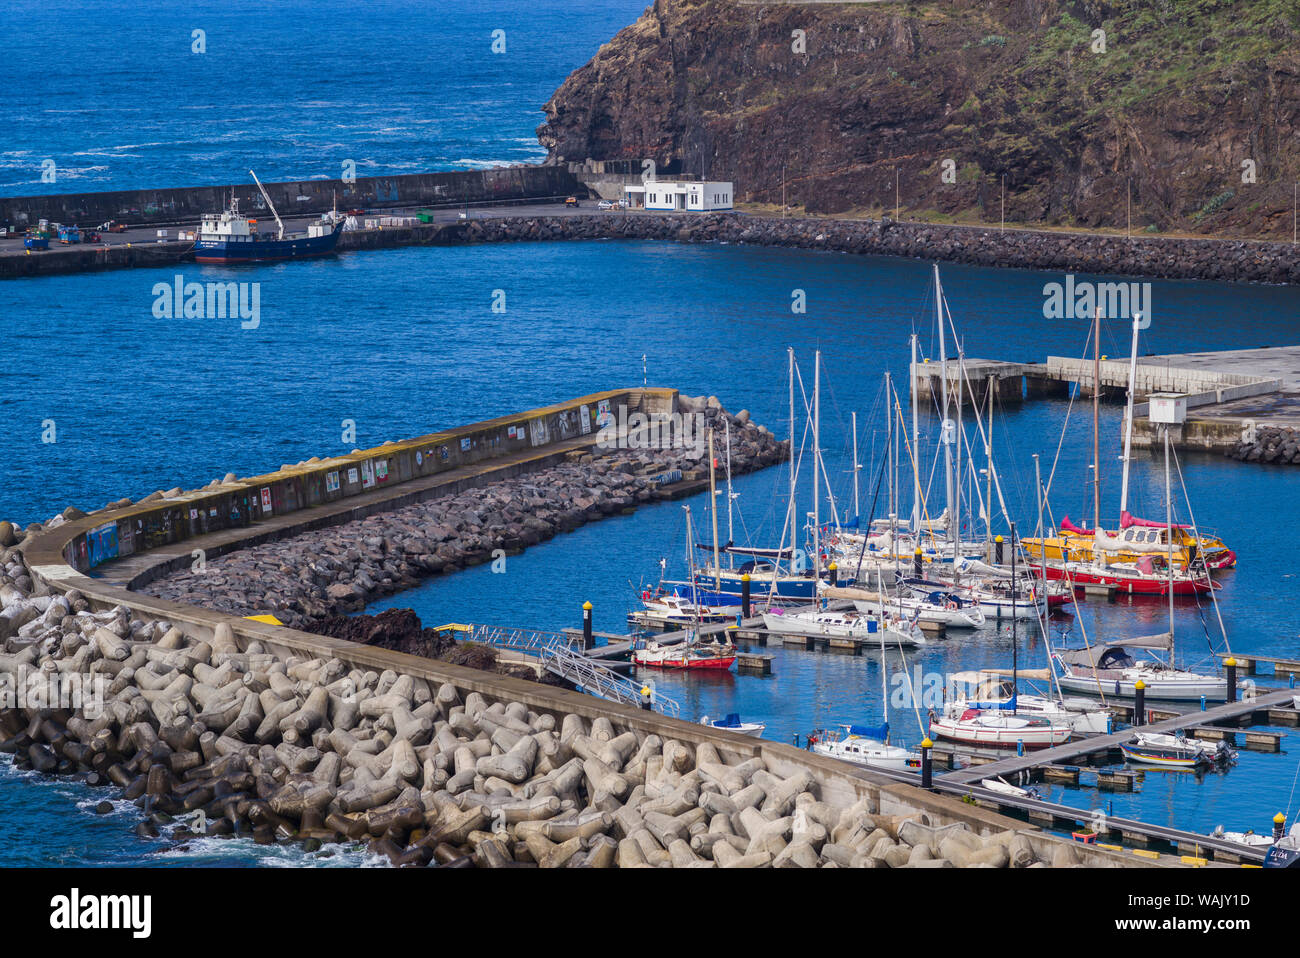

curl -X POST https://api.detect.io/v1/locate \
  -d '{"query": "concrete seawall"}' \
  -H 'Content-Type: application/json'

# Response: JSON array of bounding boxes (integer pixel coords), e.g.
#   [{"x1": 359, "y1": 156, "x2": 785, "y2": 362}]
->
[{"x1": 0, "y1": 165, "x2": 582, "y2": 232}]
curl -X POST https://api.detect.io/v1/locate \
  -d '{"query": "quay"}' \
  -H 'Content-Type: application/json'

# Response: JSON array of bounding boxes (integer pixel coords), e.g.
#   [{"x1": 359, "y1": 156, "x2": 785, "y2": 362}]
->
[
  {"x1": 7, "y1": 176, "x2": 1300, "y2": 284},
  {"x1": 913, "y1": 345, "x2": 1300, "y2": 459}
]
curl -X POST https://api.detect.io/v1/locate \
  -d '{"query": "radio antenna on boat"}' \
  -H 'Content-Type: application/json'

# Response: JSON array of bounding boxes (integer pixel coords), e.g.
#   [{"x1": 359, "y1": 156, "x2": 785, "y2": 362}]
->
[{"x1": 249, "y1": 169, "x2": 285, "y2": 239}]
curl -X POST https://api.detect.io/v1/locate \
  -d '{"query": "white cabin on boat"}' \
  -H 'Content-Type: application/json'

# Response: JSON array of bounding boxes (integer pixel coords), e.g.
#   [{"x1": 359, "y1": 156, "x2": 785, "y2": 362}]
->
[{"x1": 624, "y1": 180, "x2": 733, "y2": 212}]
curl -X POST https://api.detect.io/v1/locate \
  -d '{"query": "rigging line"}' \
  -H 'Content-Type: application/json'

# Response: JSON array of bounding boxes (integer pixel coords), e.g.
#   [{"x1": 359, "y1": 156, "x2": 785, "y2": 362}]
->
[
  {"x1": 892, "y1": 386, "x2": 943, "y2": 549},
  {"x1": 1170, "y1": 441, "x2": 1232, "y2": 656},
  {"x1": 851, "y1": 412, "x2": 892, "y2": 583},
  {"x1": 1040, "y1": 321, "x2": 1093, "y2": 514}
]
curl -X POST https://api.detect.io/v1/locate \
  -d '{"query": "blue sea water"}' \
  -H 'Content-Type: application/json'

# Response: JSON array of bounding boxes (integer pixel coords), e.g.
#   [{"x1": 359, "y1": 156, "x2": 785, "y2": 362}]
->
[
  {"x1": 3, "y1": 0, "x2": 1300, "y2": 866},
  {"x1": 0, "y1": 0, "x2": 642, "y2": 194}
]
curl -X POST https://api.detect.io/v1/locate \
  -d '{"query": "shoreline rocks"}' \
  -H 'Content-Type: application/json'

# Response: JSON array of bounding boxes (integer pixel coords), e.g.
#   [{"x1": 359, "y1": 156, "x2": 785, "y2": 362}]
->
[{"x1": 1225, "y1": 426, "x2": 1300, "y2": 465}]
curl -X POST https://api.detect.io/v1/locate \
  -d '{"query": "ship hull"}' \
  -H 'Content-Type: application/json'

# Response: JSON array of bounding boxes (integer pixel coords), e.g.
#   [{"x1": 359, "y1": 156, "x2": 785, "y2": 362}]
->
[{"x1": 194, "y1": 228, "x2": 342, "y2": 264}]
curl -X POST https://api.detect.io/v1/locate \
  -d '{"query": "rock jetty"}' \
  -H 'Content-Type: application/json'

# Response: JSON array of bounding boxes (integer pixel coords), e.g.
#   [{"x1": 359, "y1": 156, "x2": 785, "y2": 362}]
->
[
  {"x1": 1225, "y1": 426, "x2": 1300, "y2": 465},
  {"x1": 138, "y1": 398, "x2": 785, "y2": 630}
]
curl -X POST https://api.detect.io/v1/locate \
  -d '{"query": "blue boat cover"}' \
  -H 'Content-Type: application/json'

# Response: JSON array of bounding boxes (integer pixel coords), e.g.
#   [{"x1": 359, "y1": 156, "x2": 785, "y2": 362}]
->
[
  {"x1": 849, "y1": 722, "x2": 888, "y2": 740},
  {"x1": 714, "y1": 714, "x2": 743, "y2": 728}
]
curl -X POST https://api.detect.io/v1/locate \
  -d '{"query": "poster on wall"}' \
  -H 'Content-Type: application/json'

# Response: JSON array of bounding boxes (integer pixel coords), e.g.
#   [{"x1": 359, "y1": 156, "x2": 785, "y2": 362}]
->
[
  {"x1": 376, "y1": 460, "x2": 389, "y2": 482},
  {"x1": 529, "y1": 417, "x2": 549, "y2": 447},
  {"x1": 346, "y1": 467, "x2": 359, "y2": 486},
  {"x1": 415, "y1": 451, "x2": 423, "y2": 467},
  {"x1": 260, "y1": 487, "x2": 273, "y2": 514},
  {"x1": 325, "y1": 471, "x2": 340, "y2": 493},
  {"x1": 557, "y1": 410, "x2": 575, "y2": 439},
  {"x1": 580, "y1": 405, "x2": 591, "y2": 435},
  {"x1": 361, "y1": 460, "x2": 376, "y2": 489},
  {"x1": 86, "y1": 521, "x2": 119, "y2": 567},
  {"x1": 507, "y1": 426, "x2": 517, "y2": 439},
  {"x1": 596, "y1": 400, "x2": 612, "y2": 428},
  {"x1": 460, "y1": 437, "x2": 471, "y2": 452}
]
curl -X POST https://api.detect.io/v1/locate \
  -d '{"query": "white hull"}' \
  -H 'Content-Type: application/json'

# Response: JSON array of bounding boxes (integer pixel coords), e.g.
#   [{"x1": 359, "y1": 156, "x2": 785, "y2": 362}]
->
[
  {"x1": 1056, "y1": 671, "x2": 1227, "y2": 702},
  {"x1": 852, "y1": 598, "x2": 984, "y2": 629},
  {"x1": 812, "y1": 739, "x2": 918, "y2": 771},
  {"x1": 761, "y1": 609, "x2": 926, "y2": 647},
  {"x1": 947, "y1": 694, "x2": 1110, "y2": 735},
  {"x1": 930, "y1": 712, "x2": 1072, "y2": 748}
]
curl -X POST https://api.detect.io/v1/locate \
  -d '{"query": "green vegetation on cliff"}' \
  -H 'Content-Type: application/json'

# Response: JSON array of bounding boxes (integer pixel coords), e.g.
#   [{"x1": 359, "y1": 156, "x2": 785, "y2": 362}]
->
[{"x1": 539, "y1": 0, "x2": 1300, "y2": 237}]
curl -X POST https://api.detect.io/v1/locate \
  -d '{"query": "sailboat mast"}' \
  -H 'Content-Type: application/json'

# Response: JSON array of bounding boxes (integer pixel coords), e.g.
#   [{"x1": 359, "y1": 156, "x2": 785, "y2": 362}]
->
[
  {"x1": 910, "y1": 334, "x2": 921, "y2": 535},
  {"x1": 851, "y1": 410, "x2": 860, "y2": 523},
  {"x1": 725, "y1": 417, "x2": 734, "y2": 568},
  {"x1": 986, "y1": 375, "x2": 995, "y2": 547},
  {"x1": 935, "y1": 266, "x2": 955, "y2": 551},
  {"x1": 812, "y1": 350, "x2": 822, "y2": 579},
  {"x1": 709, "y1": 428, "x2": 721, "y2": 591},
  {"x1": 1011, "y1": 520, "x2": 1018, "y2": 714},
  {"x1": 788, "y1": 348, "x2": 797, "y2": 576},
  {"x1": 1119, "y1": 312, "x2": 1143, "y2": 520},
  {"x1": 1164, "y1": 426, "x2": 1175, "y2": 664},
  {"x1": 1092, "y1": 306, "x2": 1102, "y2": 534}
]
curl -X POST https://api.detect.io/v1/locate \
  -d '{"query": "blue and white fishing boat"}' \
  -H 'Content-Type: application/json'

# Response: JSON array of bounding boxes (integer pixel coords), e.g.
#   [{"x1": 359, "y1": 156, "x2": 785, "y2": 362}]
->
[{"x1": 194, "y1": 171, "x2": 344, "y2": 264}]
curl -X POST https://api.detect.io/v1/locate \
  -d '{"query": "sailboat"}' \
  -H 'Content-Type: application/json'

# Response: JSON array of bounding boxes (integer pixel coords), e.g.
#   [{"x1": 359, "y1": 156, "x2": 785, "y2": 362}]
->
[
  {"x1": 761, "y1": 604, "x2": 927, "y2": 647},
  {"x1": 1023, "y1": 310, "x2": 1233, "y2": 586},
  {"x1": 929, "y1": 522, "x2": 1074, "y2": 750},
  {"x1": 692, "y1": 349, "x2": 840, "y2": 601},
  {"x1": 809, "y1": 634, "x2": 922, "y2": 771},
  {"x1": 1052, "y1": 422, "x2": 1228, "y2": 701}
]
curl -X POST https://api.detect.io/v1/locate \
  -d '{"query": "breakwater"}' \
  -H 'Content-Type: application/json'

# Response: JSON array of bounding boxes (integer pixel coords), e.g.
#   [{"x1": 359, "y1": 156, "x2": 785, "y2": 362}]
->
[
  {"x1": 1226, "y1": 426, "x2": 1300, "y2": 465},
  {"x1": 7, "y1": 210, "x2": 1300, "y2": 285},
  {"x1": 138, "y1": 399, "x2": 784, "y2": 630},
  {"x1": 0, "y1": 166, "x2": 581, "y2": 233}
]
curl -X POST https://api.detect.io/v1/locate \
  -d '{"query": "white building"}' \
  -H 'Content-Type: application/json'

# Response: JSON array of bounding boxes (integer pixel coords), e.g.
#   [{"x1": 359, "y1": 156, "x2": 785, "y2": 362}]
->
[{"x1": 623, "y1": 180, "x2": 733, "y2": 212}]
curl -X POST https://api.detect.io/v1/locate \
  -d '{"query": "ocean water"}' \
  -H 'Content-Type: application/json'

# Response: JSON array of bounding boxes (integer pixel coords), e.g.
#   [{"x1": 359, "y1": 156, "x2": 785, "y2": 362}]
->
[
  {"x1": 3, "y1": 0, "x2": 1300, "y2": 866},
  {"x1": 0, "y1": 0, "x2": 643, "y2": 195}
]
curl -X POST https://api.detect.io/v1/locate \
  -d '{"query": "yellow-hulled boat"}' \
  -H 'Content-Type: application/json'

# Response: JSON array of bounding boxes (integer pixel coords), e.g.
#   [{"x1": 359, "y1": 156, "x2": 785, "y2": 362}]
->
[{"x1": 1021, "y1": 511, "x2": 1236, "y2": 571}]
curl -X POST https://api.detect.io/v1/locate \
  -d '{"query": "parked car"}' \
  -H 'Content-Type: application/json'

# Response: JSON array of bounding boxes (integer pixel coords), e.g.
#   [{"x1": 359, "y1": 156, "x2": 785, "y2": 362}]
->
[
  {"x1": 100, "y1": 220, "x2": 128, "y2": 233},
  {"x1": 564, "y1": 196, "x2": 579, "y2": 207},
  {"x1": 597, "y1": 200, "x2": 615, "y2": 210}
]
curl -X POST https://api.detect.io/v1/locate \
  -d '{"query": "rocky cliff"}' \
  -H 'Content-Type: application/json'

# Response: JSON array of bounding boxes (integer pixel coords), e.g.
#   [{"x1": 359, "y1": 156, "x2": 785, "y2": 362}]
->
[{"x1": 538, "y1": 0, "x2": 1300, "y2": 237}]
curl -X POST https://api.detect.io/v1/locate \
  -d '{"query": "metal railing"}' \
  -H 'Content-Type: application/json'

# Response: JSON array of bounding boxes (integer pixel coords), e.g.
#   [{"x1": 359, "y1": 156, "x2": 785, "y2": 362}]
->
[{"x1": 466, "y1": 624, "x2": 681, "y2": 718}]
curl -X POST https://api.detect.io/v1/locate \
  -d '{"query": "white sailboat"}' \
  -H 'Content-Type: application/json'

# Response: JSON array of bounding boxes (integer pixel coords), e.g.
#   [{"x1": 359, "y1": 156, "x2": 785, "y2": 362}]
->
[
  {"x1": 761, "y1": 605, "x2": 927, "y2": 647},
  {"x1": 809, "y1": 634, "x2": 921, "y2": 772},
  {"x1": 1053, "y1": 425, "x2": 1227, "y2": 702}
]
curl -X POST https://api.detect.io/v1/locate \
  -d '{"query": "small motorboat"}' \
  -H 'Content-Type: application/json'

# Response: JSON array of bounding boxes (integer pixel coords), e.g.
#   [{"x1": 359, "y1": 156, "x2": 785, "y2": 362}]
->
[
  {"x1": 929, "y1": 708, "x2": 1072, "y2": 750},
  {"x1": 1119, "y1": 730, "x2": 1235, "y2": 768},
  {"x1": 700, "y1": 713, "x2": 765, "y2": 737},
  {"x1": 980, "y1": 776, "x2": 1040, "y2": 800},
  {"x1": 809, "y1": 723, "x2": 920, "y2": 772},
  {"x1": 1209, "y1": 825, "x2": 1275, "y2": 848}
]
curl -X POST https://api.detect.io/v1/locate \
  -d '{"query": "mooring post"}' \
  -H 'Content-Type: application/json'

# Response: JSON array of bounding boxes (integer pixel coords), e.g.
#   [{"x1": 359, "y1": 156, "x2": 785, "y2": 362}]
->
[
  {"x1": 994, "y1": 534, "x2": 1004, "y2": 565},
  {"x1": 1133, "y1": 680, "x2": 1146, "y2": 726},
  {"x1": 582, "y1": 600, "x2": 593, "y2": 651},
  {"x1": 828, "y1": 561, "x2": 838, "y2": 587},
  {"x1": 1200, "y1": 695, "x2": 1207, "y2": 712},
  {"x1": 920, "y1": 737, "x2": 933, "y2": 789},
  {"x1": 913, "y1": 547, "x2": 923, "y2": 578},
  {"x1": 639, "y1": 685, "x2": 652, "y2": 710},
  {"x1": 1224, "y1": 657, "x2": 1237, "y2": 703},
  {"x1": 1275, "y1": 812, "x2": 1287, "y2": 842},
  {"x1": 1016, "y1": 738, "x2": 1024, "y2": 757},
  {"x1": 741, "y1": 572, "x2": 751, "y2": 619}
]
